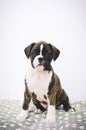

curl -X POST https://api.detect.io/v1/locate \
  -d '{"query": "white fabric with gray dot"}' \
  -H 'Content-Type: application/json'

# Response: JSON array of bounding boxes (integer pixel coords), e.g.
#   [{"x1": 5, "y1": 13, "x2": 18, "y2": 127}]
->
[{"x1": 0, "y1": 100, "x2": 86, "y2": 130}]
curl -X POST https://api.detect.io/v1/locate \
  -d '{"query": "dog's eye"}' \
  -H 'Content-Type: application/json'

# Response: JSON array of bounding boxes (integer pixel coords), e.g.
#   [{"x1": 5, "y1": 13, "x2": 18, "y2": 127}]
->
[
  {"x1": 31, "y1": 51, "x2": 36, "y2": 55},
  {"x1": 34, "y1": 49, "x2": 40, "y2": 54},
  {"x1": 47, "y1": 51, "x2": 51, "y2": 55},
  {"x1": 34, "y1": 49, "x2": 38, "y2": 52},
  {"x1": 46, "y1": 51, "x2": 52, "y2": 60},
  {"x1": 31, "y1": 49, "x2": 39, "y2": 56}
]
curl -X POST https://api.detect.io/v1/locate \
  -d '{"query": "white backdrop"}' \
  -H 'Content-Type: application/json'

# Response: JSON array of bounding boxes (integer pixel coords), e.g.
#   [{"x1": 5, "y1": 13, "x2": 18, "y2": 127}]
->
[{"x1": 0, "y1": 0, "x2": 86, "y2": 101}]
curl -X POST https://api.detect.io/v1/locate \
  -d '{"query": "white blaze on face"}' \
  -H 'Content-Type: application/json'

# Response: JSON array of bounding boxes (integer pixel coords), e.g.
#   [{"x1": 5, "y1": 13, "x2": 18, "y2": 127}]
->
[
  {"x1": 33, "y1": 44, "x2": 44, "y2": 71},
  {"x1": 40, "y1": 44, "x2": 43, "y2": 55}
]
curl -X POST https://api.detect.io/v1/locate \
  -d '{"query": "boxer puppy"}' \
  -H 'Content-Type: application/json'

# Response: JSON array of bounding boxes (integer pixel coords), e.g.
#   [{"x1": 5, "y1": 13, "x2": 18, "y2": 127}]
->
[{"x1": 16, "y1": 41, "x2": 75, "y2": 123}]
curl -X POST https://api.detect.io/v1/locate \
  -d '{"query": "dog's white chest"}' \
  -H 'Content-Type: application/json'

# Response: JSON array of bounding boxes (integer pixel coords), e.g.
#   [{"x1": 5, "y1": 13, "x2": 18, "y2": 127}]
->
[{"x1": 25, "y1": 69, "x2": 52, "y2": 101}]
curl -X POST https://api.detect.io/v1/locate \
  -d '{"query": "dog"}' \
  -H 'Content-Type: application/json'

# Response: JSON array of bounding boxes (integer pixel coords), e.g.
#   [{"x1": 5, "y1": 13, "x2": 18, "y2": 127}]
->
[{"x1": 16, "y1": 41, "x2": 75, "y2": 123}]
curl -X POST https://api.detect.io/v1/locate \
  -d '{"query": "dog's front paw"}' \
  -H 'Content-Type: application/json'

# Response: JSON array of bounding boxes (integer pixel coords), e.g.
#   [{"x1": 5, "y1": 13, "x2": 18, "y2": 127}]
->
[
  {"x1": 45, "y1": 115, "x2": 55, "y2": 123},
  {"x1": 16, "y1": 109, "x2": 28, "y2": 122},
  {"x1": 45, "y1": 105, "x2": 56, "y2": 123},
  {"x1": 69, "y1": 107, "x2": 76, "y2": 112},
  {"x1": 34, "y1": 109, "x2": 42, "y2": 114}
]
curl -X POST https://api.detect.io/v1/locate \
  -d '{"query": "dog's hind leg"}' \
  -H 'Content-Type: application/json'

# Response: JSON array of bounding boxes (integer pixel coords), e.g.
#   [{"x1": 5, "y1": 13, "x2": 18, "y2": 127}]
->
[
  {"x1": 32, "y1": 93, "x2": 47, "y2": 114},
  {"x1": 61, "y1": 89, "x2": 75, "y2": 112}
]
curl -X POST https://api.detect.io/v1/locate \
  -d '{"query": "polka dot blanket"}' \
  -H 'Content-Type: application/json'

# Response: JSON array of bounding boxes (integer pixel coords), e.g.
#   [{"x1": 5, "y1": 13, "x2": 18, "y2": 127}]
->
[{"x1": 0, "y1": 100, "x2": 86, "y2": 130}]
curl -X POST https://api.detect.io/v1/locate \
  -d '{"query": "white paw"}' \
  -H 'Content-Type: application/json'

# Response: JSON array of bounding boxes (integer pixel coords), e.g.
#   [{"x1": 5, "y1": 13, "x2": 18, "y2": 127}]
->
[
  {"x1": 45, "y1": 116, "x2": 55, "y2": 123},
  {"x1": 45, "y1": 105, "x2": 56, "y2": 123},
  {"x1": 34, "y1": 109, "x2": 42, "y2": 114},
  {"x1": 69, "y1": 107, "x2": 76, "y2": 112},
  {"x1": 16, "y1": 109, "x2": 28, "y2": 122}
]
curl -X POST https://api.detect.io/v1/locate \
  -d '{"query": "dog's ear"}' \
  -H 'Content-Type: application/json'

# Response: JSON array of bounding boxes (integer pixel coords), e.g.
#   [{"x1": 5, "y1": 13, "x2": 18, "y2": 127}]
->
[
  {"x1": 48, "y1": 43, "x2": 60, "y2": 61},
  {"x1": 24, "y1": 43, "x2": 35, "y2": 58}
]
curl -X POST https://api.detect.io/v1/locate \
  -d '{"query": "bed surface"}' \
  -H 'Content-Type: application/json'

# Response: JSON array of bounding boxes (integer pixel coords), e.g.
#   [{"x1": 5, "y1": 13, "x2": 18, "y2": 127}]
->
[{"x1": 0, "y1": 100, "x2": 86, "y2": 130}]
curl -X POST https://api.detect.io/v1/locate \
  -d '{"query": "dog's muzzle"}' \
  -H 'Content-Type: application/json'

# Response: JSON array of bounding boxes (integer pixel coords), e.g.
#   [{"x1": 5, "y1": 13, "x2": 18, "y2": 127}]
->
[
  {"x1": 38, "y1": 57, "x2": 44, "y2": 65},
  {"x1": 33, "y1": 55, "x2": 45, "y2": 70}
]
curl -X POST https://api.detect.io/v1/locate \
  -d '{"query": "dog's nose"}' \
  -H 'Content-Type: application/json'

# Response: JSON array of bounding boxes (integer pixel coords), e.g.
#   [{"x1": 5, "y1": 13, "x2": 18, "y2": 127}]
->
[{"x1": 38, "y1": 57, "x2": 44, "y2": 62}]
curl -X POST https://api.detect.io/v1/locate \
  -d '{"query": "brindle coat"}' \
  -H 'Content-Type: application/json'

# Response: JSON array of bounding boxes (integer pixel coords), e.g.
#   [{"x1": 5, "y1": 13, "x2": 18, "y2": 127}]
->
[{"x1": 23, "y1": 69, "x2": 75, "y2": 112}]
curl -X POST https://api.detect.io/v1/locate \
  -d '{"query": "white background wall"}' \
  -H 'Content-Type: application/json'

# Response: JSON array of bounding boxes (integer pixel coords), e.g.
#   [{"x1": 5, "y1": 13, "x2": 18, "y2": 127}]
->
[{"x1": 0, "y1": 0, "x2": 86, "y2": 101}]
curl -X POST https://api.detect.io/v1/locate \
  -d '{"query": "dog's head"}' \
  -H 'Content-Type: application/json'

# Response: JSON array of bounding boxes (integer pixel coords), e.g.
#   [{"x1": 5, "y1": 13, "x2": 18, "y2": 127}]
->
[{"x1": 24, "y1": 41, "x2": 60, "y2": 71}]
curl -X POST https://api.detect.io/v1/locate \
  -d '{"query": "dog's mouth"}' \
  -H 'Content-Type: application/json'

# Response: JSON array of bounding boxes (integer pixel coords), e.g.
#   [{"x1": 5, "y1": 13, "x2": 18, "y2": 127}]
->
[
  {"x1": 33, "y1": 58, "x2": 45, "y2": 70},
  {"x1": 36, "y1": 63, "x2": 43, "y2": 67},
  {"x1": 36, "y1": 60, "x2": 45, "y2": 67},
  {"x1": 35, "y1": 63, "x2": 44, "y2": 71}
]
